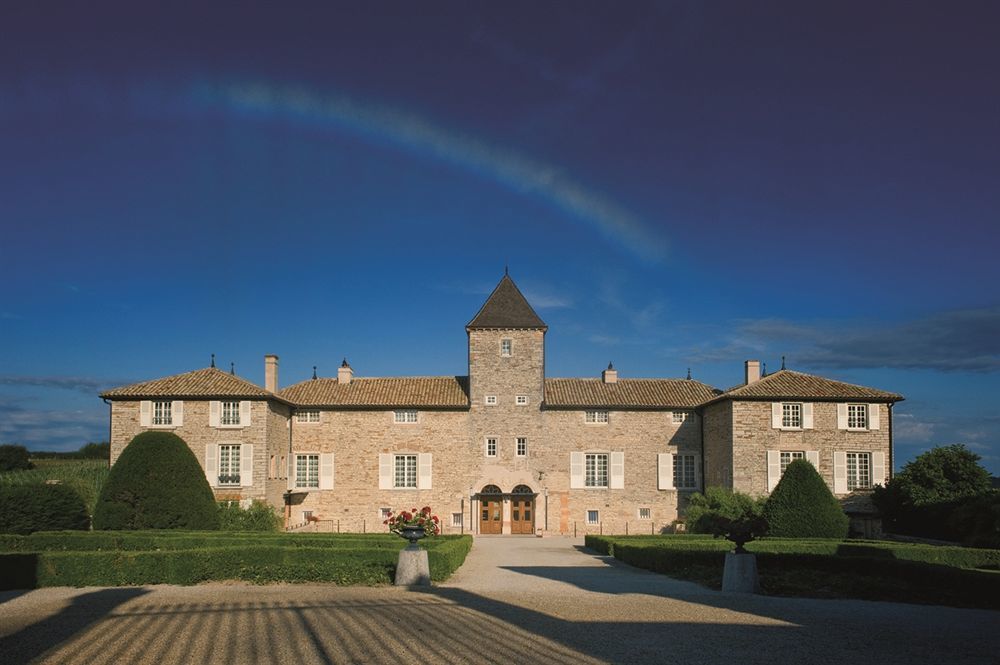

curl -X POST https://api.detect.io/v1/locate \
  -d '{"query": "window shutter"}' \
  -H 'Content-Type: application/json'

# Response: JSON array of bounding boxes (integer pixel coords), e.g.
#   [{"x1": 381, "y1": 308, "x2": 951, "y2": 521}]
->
[
  {"x1": 771, "y1": 403, "x2": 782, "y2": 429},
  {"x1": 418, "y1": 453, "x2": 432, "y2": 490},
  {"x1": 833, "y1": 452, "x2": 848, "y2": 493},
  {"x1": 570, "y1": 452, "x2": 584, "y2": 489},
  {"x1": 205, "y1": 444, "x2": 218, "y2": 487},
  {"x1": 610, "y1": 452, "x2": 625, "y2": 489},
  {"x1": 837, "y1": 404, "x2": 848, "y2": 429},
  {"x1": 319, "y1": 453, "x2": 334, "y2": 490},
  {"x1": 657, "y1": 453, "x2": 674, "y2": 490},
  {"x1": 240, "y1": 444, "x2": 253, "y2": 487},
  {"x1": 209, "y1": 401, "x2": 220, "y2": 427},
  {"x1": 868, "y1": 404, "x2": 880, "y2": 430},
  {"x1": 806, "y1": 450, "x2": 819, "y2": 468},
  {"x1": 240, "y1": 401, "x2": 252, "y2": 427},
  {"x1": 871, "y1": 452, "x2": 886, "y2": 487},
  {"x1": 378, "y1": 454, "x2": 392, "y2": 490},
  {"x1": 139, "y1": 401, "x2": 152, "y2": 427},
  {"x1": 766, "y1": 450, "x2": 781, "y2": 492},
  {"x1": 173, "y1": 401, "x2": 184, "y2": 426},
  {"x1": 802, "y1": 403, "x2": 814, "y2": 429},
  {"x1": 287, "y1": 455, "x2": 295, "y2": 490}
]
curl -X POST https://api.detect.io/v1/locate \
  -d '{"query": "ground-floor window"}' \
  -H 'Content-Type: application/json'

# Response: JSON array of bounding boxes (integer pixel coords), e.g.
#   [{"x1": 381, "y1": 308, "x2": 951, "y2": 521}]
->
[
  {"x1": 296, "y1": 454, "x2": 319, "y2": 488},
  {"x1": 587, "y1": 510, "x2": 600, "y2": 525},
  {"x1": 585, "y1": 453, "x2": 609, "y2": 487},
  {"x1": 218, "y1": 444, "x2": 241, "y2": 486},
  {"x1": 779, "y1": 451, "x2": 805, "y2": 475},
  {"x1": 673, "y1": 454, "x2": 696, "y2": 489},
  {"x1": 847, "y1": 452, "x2": 872, "y2": 490},
  {"x1": 394, "y1": 454, "x2": 418, "y2": 488},
  {"x1": 638, "y1": 507, "x2": 651, "y2": 520},
  {"x1": 451, "y1": 512, "x2": 463, "y2": 528}
]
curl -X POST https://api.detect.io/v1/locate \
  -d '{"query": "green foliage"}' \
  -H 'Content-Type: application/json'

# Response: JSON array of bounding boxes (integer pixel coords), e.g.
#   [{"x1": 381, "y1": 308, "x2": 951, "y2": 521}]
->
[
  {"x1": 0, "y1": 484, "x2": 90, "y2": 534},
  {"x1": 219, "y1": 501, "x2": 283, "y2": 532},
  {"x1": 948, "y1": 491, "x2": 1000, "y2": 548},
  {"x1": 684, "y1": 486, "x2": 768, "y2": 551},
  {"x1": 0, "y1": 533, "x2": 474, "y2": 589},
  {"x1": 385, "y1": 506, "x2": 441, "y2": 536},
  {"x1": 887, "y1": 445, "x2": 991, "y2": 506},
  {"x1": 92, "y1": 431, "x2": 219, "y2": 531},
  {"x1": 28, "y1": 442, "x2": 110, "y2": 460},
  {"x1": 0, "y1": 445, "x2": 33, "y2": 471},
  {"x1": 0, "y1": 459, "x2": 109, "y2": 516},
  {"x1": 764, "y1": 459, "x2": 848, "y2": 538}
]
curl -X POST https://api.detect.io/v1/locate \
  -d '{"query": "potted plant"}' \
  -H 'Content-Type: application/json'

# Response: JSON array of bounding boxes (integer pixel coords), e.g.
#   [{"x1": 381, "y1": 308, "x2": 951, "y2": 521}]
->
[{"x1": 385, "y1": 506, "x2": 440, "y2": 549}]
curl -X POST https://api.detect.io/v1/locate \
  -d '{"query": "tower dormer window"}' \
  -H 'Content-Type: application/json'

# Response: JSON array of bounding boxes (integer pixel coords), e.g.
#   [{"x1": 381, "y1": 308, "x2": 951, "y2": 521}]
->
[{"x1": 500, "y1": 339, "x2": 512, "y2": 357}]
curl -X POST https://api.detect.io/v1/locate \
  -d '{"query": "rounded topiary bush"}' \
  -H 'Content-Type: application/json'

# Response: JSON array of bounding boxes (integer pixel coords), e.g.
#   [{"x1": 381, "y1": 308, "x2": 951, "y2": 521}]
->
[
  {"x1": 0, "y1": 484, "x2": 90, "y2": 534},
  {"x1": 92, "y1": 431, "x2": 220, "y2": 530},
  {"x1": 764, "y1": 459, "x2": 849, "y2": 538}
]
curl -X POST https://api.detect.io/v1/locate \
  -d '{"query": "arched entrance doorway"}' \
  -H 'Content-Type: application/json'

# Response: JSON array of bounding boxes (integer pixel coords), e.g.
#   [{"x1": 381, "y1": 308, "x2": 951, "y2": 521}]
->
[
  {"x1": 510, "y1": 485, "x2": 535, "y2": 535},
  {"x1": 479, "y1": 485, "x2": 503, "y2": 534}
]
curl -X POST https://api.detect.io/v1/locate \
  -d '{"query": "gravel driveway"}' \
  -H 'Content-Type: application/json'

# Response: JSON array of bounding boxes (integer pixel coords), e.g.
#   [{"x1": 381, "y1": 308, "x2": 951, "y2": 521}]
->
[{"x1": 1, "y1": 536, "x2": 997, "y2": 664}]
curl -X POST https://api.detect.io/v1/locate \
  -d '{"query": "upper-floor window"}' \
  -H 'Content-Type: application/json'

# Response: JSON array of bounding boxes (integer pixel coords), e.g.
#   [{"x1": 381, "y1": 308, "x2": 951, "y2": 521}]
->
[
  {"x1": 847, "y1": 452, "x2": 872, "y2": 490},
  {"x1": 672, "y1": 411, "x2": 690, "y2": 424},
  {"x1": 486, "y1": 437, "x2": 497, "y2": 457},
  {"x1": 296, "y1": 410, "x2": 320, "y2": 423},
  {"x1": 673, "y1": 453, "x2": 697, "y2": 489},
  {"x1": 782, "y1": 403, "x2": 802, "y2": 429},
  {"x1": 394, "y1": 454, "x2": 418, "y2": 488},
  {"x1": 847, "y1": 404, "x2": 868, "y2": 430},
  {"x1": 485, "y1": 395, "x2": 498, "y2": 406},
  {"x1": 500, "y1": 339, "x2": 512, "y2": 357},
  {"x1": 585, "y1": 453, "x2": 609, "y2": 488},
  {"x1": 295, "y1": 453, "x2": 319, "y2": 489},
  {"x1": 221, "y1": 401, "x2": 241, "y2": 426},
  {"x1": 394, "y1": 410, "x2": 418, "y2": 424},
  {"x1": 218, "y1": 443, "x2": 241, "y2": 486},
  {"x1": 516, "y1": 395, "x2": 528, "y2": 406},
  {"x1": 585, "y1": 410, "x2": 609, "y2": 424},
  {"x1": 780, "y1": 451, "x2": 805, "y2": 475},
  {"x1": 153, "y1": 400, "x2": 172, "y2": 426},
  {"x1": 516, "y1": 437, "x2": 527, "y2": 457}
]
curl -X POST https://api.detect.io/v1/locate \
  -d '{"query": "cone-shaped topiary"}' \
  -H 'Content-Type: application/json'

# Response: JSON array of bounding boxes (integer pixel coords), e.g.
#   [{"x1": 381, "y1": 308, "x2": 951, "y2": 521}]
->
[
  {"x1": 92, "y1": 431, "x2": 220, "y2": 530},
  {"x1": 764, "y1": 459, "x2": 849, "y2": 538}
]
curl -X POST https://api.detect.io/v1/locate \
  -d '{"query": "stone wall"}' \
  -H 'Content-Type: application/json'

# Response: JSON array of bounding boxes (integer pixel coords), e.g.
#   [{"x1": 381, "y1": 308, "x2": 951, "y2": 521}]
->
[{"x1": 702, "y1": 400, "x2": 734, "y2": 490}]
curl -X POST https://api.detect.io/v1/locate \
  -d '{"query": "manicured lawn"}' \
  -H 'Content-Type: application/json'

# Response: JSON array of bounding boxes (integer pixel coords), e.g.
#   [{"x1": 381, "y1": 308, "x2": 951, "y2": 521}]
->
[
  {"x1": 0, "y1": 459, "x2": 110, "y2": 515},
  {"x1": 586, "y1": 535, "x2": 1000, "y2": 609},
  {"x1": 0, "y1": 531, "x2": 472, "y2": 590}
]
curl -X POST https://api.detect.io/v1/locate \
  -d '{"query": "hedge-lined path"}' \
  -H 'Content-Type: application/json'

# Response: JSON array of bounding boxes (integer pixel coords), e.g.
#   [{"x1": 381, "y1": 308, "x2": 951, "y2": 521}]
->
[{"x1": 1, "y1": 536, "x2": 998, "y2": 664}]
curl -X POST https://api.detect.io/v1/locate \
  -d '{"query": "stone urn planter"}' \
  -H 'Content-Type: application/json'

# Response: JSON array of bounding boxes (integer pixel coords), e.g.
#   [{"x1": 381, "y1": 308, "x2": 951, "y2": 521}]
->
[{"x1": 399, "y1": 525, "x2": 427, "y2": 550}]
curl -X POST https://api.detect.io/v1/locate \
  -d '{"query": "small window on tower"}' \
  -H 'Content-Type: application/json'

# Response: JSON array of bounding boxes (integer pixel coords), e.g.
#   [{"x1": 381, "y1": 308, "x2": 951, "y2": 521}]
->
[{"x1": 500, "y1": 339, "x2": 512, "y2": 357}]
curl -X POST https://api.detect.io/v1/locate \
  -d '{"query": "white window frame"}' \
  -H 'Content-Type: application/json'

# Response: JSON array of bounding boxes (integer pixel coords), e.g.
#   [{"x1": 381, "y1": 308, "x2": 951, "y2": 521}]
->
[
  {"x1": 380, "y1": 507, "x2": 391, "y2": 521},
  {"x1": 500, "y1": 338, "x2": 512, "y2": 357},
  {"x1": 586, "y1": 510, "x2": 600, "y2": 526},
  {"x1": 393, "y1": 409, "x2": 418, "y2": 424},
  {"x1": 585, "y1": 453, "x2": 609, "y2": 488},
  {"x1": 585, "y1": 410, "x2": 609, "y2": 424},
  {"x1": 847, "y1": 452, "x2": 872, "y2": 491},
  {"x1": 780, "y1": 451, "x2": 805, "y2": 475},
  {"x1": 485, "y1": 437, "x2": 497, "y2": 458},
  {"x1": 220, "y1": 400, "x2": 241, "y2": 427},
  {"x1": 295, "y1": 453, "x2": 320, "y2": 489},
  {"x1": 672, "y1": 411, "x2": 690, "y2": 424},
  {"x1": 217, "y1": 443, "x2": 242, "y2": 487},
  {"x1": 516, "y1": 437, "x2": 527, "y2": 458},
  {"x1": 451, "y1": 512, "x2": 463, "y2": 528},
  {"x1": 782, "y1": 402, "x2": 802, "y2": 429},
  {"x1": 638, "y1": 507, "x2": 651, "y2": 520},
  {"x1": 673, "y1": 453, "x2": 697, "y2": 490},
  {"x1": 152, "y1": 400, "x2": 173, "y2": 426},
  {"x1": 393, "y1": 454, "x2": 418, "y2": 489},
  {"x1": 296, "y1": 409, "x2": 320, "y2": 424},
  {"x1": 485, "y1": 395, "x2": 498, "y2": 406},
  {"x1": 847, "y1": 404, "x2": 868, "y2": 430},
  {"x1": 516, "y1": 395, "x2": 528, "y2": 406}
]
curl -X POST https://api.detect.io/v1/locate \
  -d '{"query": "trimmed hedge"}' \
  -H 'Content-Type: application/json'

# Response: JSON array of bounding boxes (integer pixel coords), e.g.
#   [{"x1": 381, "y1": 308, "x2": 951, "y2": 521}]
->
[
  {"x1": 0, "y1": 533, "x2": 473, "y2": 589},
  {"x1": 0, "y1": 444, "x2": 32, "y2": 471},
  {"x1": 764, "y1": 459, "x2": 848, "y2": 538},
  {"x1": 0, "y1": 484, "x2": 90, "y2": 534},
  {"x1": 93, "y1": 431, "x2": 219, "y2": 530}
]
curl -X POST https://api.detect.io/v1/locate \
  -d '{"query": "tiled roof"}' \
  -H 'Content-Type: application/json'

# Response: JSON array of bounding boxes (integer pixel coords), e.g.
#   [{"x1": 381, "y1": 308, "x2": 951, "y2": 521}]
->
[
  {"x1": 467, "y1": 275, "x2": 547, "y2": 330},
  {"x1": 545, "y1": 378, "x2": 721, "y2": 409},
  {"x1": 100, "y1": 367, "x2": 276, "y2": 399},
  {"x1": 710, "y1": 369, "x2": 903, "y2": 403},
  {"x1": 278, "y1": 376, "x2": 470, "y2": 408}
]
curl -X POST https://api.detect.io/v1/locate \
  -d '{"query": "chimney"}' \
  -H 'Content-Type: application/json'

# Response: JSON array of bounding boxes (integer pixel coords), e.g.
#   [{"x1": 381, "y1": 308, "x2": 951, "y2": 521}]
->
[
  {"x1": 744, "y1": 360, "x2": 761, "y2": 385},
  {"x1": 338, "y1": 358, "x2": 353, "y2": 385},
  {"x1": 264, "y1": 355, "x2": 279, "y2": 392},
  {"x1": 602, "y1": 362, "x2": 618, "y2": 384}
]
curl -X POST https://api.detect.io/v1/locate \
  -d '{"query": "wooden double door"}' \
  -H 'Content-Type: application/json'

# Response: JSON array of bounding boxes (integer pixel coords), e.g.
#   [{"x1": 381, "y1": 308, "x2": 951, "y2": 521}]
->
[
  {"x1": 481, "y1": 497, "x2": 503, "y2": 534},
  {"x1": 479, "y1": 495, "x2": 535, "y2": 534}
]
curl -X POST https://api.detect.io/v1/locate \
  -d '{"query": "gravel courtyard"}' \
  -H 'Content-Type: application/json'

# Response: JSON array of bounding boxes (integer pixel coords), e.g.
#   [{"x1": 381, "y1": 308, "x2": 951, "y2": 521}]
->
[{"x1": 1, "y1": 537, "x2": 997, "y2": 664}]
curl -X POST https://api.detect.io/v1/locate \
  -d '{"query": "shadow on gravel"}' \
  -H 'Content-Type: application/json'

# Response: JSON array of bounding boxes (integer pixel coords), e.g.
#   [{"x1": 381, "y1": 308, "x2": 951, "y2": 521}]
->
[{"x1": 0, "y1": 587, "x2": 148, "y2": 664}]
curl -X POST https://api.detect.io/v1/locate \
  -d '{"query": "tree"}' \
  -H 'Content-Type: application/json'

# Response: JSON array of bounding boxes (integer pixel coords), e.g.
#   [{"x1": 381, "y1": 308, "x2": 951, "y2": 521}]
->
[
  {"x1": 764, "y1": 459, "x2": 849, "y2": 538},
  {"x1": 684, "y1": 486, "x2": 765, "y2": 533},
  {"x1": 0, "y1": 444, "x2": 33, "y2": 471},
  {"x1": 92, "y1": 431, "x2": 220, "y2": 530}
]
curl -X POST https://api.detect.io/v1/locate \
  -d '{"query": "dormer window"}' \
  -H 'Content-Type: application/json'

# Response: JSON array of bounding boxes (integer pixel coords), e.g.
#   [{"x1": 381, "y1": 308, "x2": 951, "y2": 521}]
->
[
  {"x1": 585, "y1": 410, "x2": 609, "y2": 424},
  {"x1": 485, "y1": 395, "x2": 498, "y2": 406},
  {"x1": 500, "y1": 339, "x2": 512, "y2": 357},
  {"x1": 221, "y1": 401, "x2": 241, "y2": 426},
  {"x1": 394, "y1": 410, "x2": 418, "y2": 424}
]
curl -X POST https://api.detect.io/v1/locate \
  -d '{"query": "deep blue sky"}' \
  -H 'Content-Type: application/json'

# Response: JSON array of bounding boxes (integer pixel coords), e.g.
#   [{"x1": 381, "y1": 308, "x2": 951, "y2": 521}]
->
[{"x1": 1, "y1": 2, "x2": 998, "y2": 473}]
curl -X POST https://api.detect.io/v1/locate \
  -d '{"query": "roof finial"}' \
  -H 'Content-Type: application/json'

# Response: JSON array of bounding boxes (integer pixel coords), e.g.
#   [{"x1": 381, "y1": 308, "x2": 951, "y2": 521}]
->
[
  {"x1": 230, "y1": 362, "x2": 235, "y2": 375},
  {"x1": 210, "y1": 353, "x2": 215, "y2": 368},
  {"x1": 781, "y1": 355, "x2": 786, "y2": 370},
  {"x1": 505, "y1": 264, "x2": 509, "y2": 277},
  {"x1": 607, "y1": 361, "x2": 614, "y2": 370},
  {"x1": 762, "y1": 362, "x2": 767, "y2": 377},
  {"x1": 686, "y1": 367, "x2": 692, "y2": 380},
  {"x1": 341, "y1": 357, "x2": 350, "y2": 368},
  {"x1": 312, "y1": 366, "x2": 317, "y2": 380}
]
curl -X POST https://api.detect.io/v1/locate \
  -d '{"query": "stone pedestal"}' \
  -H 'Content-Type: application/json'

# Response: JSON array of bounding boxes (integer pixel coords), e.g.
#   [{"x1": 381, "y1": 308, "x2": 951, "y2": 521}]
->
[
  {"x1": 721, "y1": 552, "x2": 759, "y2": 593},
  {"x1": 395, "y1": 548, "x2": 431, "y2": 586}
]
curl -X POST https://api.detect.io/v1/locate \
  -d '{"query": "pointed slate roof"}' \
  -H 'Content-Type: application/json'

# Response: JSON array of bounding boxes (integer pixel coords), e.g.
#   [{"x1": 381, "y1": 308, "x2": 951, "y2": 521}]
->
[
  {"x1": 705, "y1": 369, "x2": 903, "y2": 404},
  {"x1": 100, "y1": 367, "x2": 281, "y2": 400},
  {"x1": 467, "y1": 275, "x2": 547, "y2": 330}
]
